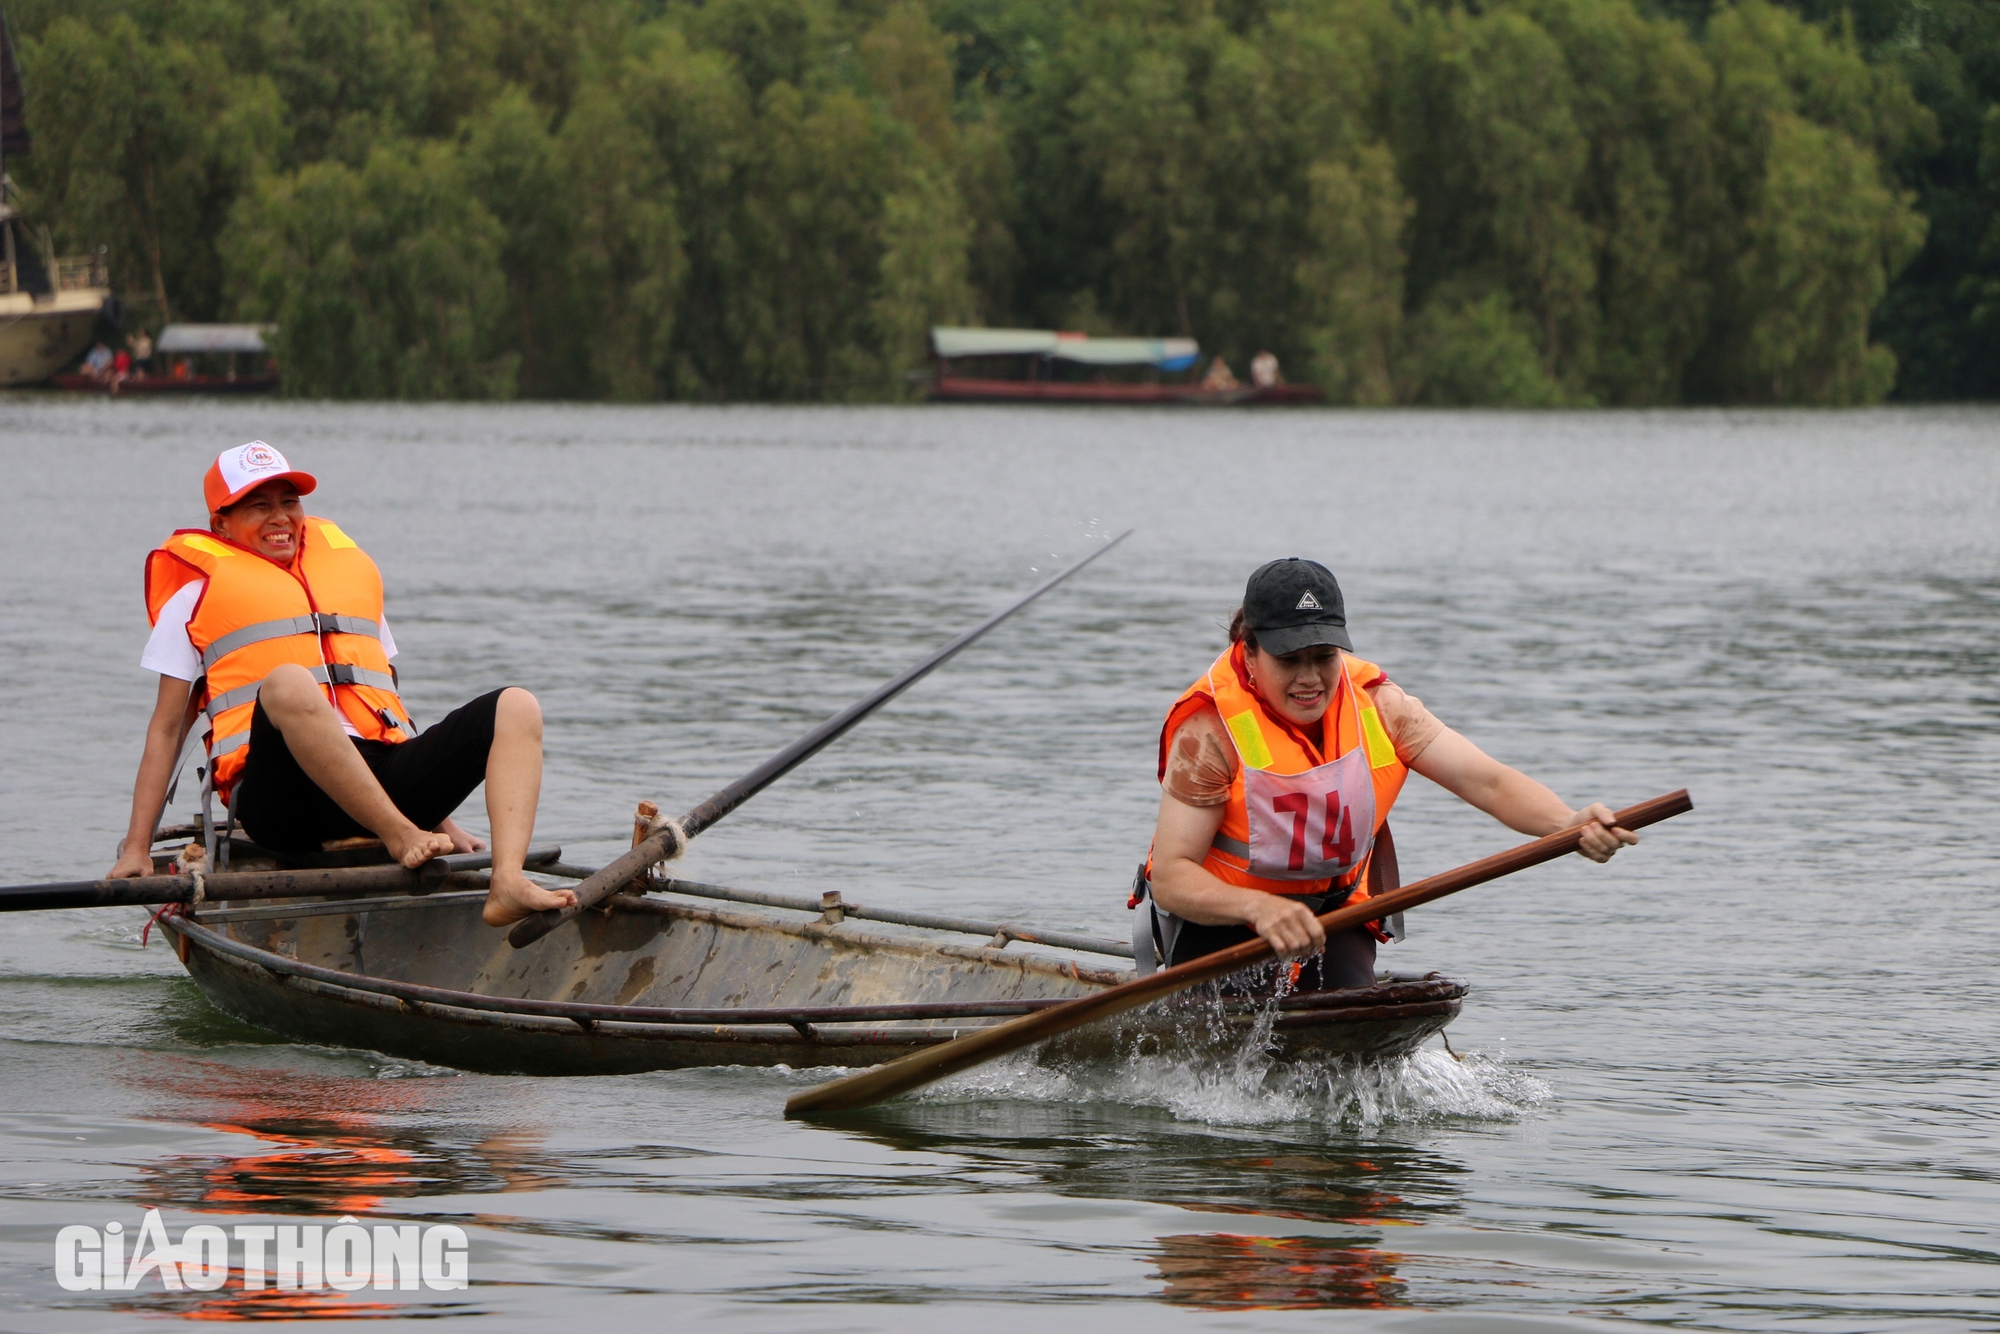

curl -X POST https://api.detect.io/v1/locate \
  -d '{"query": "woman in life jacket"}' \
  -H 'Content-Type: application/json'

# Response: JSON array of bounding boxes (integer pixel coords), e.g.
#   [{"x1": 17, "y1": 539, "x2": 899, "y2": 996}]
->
[
  {"x1": 1140, "y1": 557, "x2": 1635, "y2": 990},
  {"x1": 107, "y1": 442, "x2": 577, "y2": 927}
]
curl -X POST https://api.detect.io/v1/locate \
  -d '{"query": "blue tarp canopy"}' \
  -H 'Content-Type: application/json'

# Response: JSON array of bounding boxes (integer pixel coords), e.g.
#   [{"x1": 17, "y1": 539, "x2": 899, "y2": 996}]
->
[{"x1": 932, "y1": 326, "x2": 1199, "y2": 371}]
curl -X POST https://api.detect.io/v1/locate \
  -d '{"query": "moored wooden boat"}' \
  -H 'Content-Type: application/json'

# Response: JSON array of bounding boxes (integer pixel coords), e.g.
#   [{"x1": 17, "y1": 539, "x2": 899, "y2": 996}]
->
[
  {"x1": 157, "y1": 882, "x2": 1464, "y2": 1077},
  {"x1": 47, "y1": 323, "x2": 279, "y2": 394},
  {"x1": 927, "y1": 327, "x2": 1325, "y2": 407},
  {"x1": 933, "y1": 373, "x2": 1325, "y2": 406}
]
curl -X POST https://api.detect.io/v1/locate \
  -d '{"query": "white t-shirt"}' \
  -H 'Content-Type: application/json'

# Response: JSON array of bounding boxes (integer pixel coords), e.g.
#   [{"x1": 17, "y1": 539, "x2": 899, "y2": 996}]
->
[{"x1": 142, "y1": 581, "x2": 397, "y2": 738}]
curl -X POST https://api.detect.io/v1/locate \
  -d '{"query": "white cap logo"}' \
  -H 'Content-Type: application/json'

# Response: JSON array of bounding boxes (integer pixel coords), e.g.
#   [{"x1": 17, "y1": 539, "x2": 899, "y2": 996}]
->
[
  {"x1": 1295, "y1": 590, "x2": 1322, "y2": 610},
  {"x1": 217, "y1": 440, "x2": 289, "y2": 491}
]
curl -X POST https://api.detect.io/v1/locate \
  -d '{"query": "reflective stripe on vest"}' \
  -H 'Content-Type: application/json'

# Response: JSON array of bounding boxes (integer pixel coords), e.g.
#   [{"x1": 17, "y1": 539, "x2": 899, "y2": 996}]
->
[
  {"x1": 201, "y1": 613, "x2": 381, "y2": 673},
  {"x1": 145, "y1": 517, "x2": 411, "y2": 796},
  {"x1": 203, "y1": 664, "x2": 404, "y2": 720}
]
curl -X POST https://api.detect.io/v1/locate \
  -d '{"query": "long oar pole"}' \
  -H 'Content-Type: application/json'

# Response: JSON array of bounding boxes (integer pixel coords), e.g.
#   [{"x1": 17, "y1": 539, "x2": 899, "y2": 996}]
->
[
  {"x1": 785, "y1": 789, "x2": 1694, "y2": 1116},
  {"x1": 0, "y1": 846, "x2": 565, "y2": 912},
  {"x1": 508, "y1": 533, "x2": 1134, "y2": 948}
]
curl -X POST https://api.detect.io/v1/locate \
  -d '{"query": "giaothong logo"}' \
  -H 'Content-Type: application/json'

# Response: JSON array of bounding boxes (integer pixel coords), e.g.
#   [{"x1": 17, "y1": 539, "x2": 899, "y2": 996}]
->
[{"x1": 55, "y1": 1209, "x2": 470, "y2": 1292}]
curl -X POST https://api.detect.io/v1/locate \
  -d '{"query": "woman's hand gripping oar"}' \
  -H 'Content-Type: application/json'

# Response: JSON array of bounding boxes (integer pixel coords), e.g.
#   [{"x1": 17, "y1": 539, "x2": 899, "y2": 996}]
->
[
  {"x1": 508, "y1": 533, "x2": 1135, "y2": 948},
  {"x1": 784, "y1": 789, "x2": 1693, "y2": 1116}
]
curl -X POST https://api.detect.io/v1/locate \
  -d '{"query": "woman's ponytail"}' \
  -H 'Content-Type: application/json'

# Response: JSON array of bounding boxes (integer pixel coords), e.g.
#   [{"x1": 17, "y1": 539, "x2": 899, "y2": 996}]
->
[{"x1": 1227, "y1": 606, "x2": 1257, "y2": 652}]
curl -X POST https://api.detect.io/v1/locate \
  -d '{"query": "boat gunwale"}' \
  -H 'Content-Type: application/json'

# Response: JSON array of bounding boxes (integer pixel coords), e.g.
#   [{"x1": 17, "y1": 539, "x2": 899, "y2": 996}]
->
[
  {"x1": 169, "y1": 894, "x2": 1132, "y2": 1026},
  {"x1": 257, "y1": 962, "x2": 1461, "y2": 1047},
  {"x1": 165, "y1": 897, "x2": 1465, "y2": 1032}
]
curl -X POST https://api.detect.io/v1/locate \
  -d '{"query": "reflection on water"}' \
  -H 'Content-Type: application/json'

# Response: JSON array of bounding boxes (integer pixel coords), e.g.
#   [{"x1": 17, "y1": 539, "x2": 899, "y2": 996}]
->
[
  {"x1": 837, "y1": 1100, "x2": 1453, "y2": 1309},
  {"x1": 129, "y1": 1059, "x2": 562, "y2": 1217},
  {"x1": 1150, "y1": 1234, "x2": 1406, "y2": 1310},
  {"x1": 89, "y1": 1059, "x2": 522, "y2": 1322},
  {"x1": 100, "y1": 1281, "x2": 422, "y2": 1323}
]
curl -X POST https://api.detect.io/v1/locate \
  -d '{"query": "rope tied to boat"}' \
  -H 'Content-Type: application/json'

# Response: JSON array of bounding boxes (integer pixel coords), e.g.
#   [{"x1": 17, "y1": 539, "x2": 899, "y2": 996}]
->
[
  {"x1": 141, "y1": 874, "x2": 202, "y2": 946},
  {"x1": 641, "y1": 810, "x2": 689, "y2": 862},
  {"x1": 619, "y1": 807, "x2": 689, "y2": 899},
  {"x1": 143, "y1": 847, "x2": 208, "y2": 945}
]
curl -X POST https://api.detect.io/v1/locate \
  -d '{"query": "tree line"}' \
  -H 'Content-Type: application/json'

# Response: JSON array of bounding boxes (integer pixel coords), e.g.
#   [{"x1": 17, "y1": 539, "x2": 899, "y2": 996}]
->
[{"x1": 10, "y1": 0, "x2": 1996, "y2": 403}]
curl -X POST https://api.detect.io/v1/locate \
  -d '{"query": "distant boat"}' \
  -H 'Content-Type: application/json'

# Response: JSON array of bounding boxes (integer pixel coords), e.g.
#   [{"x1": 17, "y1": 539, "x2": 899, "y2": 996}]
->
[
  {"x1": 929, "y1": 326, "x2": 1324, "y2": 405},
  {"x1": 0, "y1": 7, "x2": 113, "y2": 389},
  {"x1": 49, "y1": 322, "x2": 279, "y2": 394}
]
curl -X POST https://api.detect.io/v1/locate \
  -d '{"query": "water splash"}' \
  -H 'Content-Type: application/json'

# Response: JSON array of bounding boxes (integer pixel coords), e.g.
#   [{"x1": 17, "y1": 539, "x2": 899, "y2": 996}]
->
[{"x1": 917, "y1": 994, "x2": 1551, "y2": 1127}]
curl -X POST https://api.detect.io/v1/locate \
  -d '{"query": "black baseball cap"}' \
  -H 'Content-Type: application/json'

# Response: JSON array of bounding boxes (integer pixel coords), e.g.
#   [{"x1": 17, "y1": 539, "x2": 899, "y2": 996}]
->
[{"x1": 1243, "y1": 558, "x2": 1351, "y2": 656}]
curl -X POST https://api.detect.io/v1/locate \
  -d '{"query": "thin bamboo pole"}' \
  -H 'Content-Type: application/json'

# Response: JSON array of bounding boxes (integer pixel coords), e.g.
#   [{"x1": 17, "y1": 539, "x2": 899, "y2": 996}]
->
[
  {"x1": 0, "y1": 846, "x2": 563, "y2": 912},
  {"x1": 525, "y1": 858, "x2": 1132, "y2": 959},
  {"x1": 507, "y1": 533, "x2": 1132, "y2": 948}
]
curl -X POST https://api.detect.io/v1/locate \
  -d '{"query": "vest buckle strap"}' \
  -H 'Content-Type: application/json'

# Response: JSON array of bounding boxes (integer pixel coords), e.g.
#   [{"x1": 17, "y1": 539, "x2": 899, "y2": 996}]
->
[
  {"x1": 199, "y1": 614, "x2": 382, "y2": 672},
  {"x1": 1211, "y1": 832, "x2": 1251, "y2": 860},
  {"x1": 313, "y1": 612, "x2": 380, "y2": 638},
  {"x1": 323, "y1": 662, "x2": 399, "y2": 692}
]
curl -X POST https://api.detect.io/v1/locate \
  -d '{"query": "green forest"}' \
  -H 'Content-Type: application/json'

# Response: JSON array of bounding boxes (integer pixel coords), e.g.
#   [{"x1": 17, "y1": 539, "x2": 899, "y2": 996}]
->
[{"x1": 8, "y1": 0, "x2": 1997, "y2": 403}]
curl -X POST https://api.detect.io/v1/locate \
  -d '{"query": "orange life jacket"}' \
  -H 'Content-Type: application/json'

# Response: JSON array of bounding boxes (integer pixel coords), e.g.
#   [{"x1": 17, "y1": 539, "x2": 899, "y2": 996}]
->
[
  {"x1": 145, "y1": 517, "x2": 415, "y2": 797},
  {"x1": 1155, "y1": 645, "x2": 1408, "y2": 899}
]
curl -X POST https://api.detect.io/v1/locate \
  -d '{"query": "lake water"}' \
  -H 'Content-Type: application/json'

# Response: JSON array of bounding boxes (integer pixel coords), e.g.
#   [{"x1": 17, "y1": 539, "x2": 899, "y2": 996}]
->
[{"x1": 0, "y1": 399, "x2": 1995, "y2": 1330}]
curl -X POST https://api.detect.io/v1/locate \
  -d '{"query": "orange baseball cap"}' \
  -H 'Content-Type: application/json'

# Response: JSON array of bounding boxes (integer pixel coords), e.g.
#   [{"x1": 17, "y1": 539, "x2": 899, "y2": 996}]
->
[{"x1": 204, "y1": 441, "x2": 317, "y2": 513}]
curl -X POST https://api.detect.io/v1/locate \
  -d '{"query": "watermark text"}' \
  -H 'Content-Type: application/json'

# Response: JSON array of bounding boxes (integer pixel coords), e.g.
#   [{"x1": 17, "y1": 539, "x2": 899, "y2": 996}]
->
[{"x1": 55, "y1": 1210, "x2": 469, "y2": 1292}]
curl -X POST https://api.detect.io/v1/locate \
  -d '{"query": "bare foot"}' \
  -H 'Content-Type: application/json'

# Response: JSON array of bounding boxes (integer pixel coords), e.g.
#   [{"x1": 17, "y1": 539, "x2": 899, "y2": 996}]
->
[
  {"x1": 482, "y1": 869, "x2": 578, "y2": 927},
  {"x1": 385, "y1": 825, "x2": 456, "y2": 869}
]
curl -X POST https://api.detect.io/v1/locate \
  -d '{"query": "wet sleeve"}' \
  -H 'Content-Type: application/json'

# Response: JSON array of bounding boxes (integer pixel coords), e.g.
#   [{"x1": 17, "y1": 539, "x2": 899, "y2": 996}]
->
[
  {"x1": 1161, "y1": 703, "x2": 1237, "y2": 807},
  {"x1": 139, "y1": 581, "x2": 204, "y2": 682},
  {"x1": 1369, "y1": 678, "x2": 1446, "y2": 765}
]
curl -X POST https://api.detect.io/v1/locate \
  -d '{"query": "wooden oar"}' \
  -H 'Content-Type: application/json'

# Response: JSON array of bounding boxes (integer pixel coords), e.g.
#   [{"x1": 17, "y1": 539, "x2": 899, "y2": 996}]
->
[
  {"x1": 0, "y1": 845, "x2": 564, "y2": 912},
  {"x1": 784, "y1": 789, "x2": 1693, "y2": 1116},
  {"x1": 508, "y1": 533, "x2": 1134, "y2": 948}
]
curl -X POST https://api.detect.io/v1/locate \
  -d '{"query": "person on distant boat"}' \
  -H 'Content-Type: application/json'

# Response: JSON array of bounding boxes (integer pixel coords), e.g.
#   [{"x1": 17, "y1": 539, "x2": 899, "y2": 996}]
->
[
  {"x1": 1250, "y1": 350, "x2": 1281, "y2": 388},
  {"x1": 83, "y1": 342, "x2": 113, "y2": 378},
  {"x1": 1135, "y1": 558, "x2": 1636, "y2": 988},
  {"x1": 1200, "y1": 356, "x2": 1239, "y2": 391},
  {"x1": 107, "y1": 442, "x2": 576, "y2": 927},
  {"x1": 129, "y1": 329, "x2": 154, "y2": 377}
]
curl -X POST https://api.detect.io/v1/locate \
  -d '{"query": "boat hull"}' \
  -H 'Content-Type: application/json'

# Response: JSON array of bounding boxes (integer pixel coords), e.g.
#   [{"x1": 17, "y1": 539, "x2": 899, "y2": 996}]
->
[
  {"x1": 0, "y1": 291, "x2": 108, "y2": 387},
  {"x1": 48, "y1": 371, "x2": 279, "y2": 395},
  {"x1": 933, "y1": 374, "x2": 1324, "y2": 406},
  {"x1": 163, "y1": 892, "x2": 1461, "y2": 1077}
]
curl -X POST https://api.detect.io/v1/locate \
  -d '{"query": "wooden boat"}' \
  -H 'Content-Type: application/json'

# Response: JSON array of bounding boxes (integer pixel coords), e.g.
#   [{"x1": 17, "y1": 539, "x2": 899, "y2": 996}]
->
[
  {"x1": 933, "y1": 374, "x2": 1325, "y2": 407},
  {"x1": 48, "y1": 368, "x2": 278, "y2": 395},
  {"x1": 1, "y1": 16, "x2": 115, "y2": 388},
  {"x1": 929, "y1": 326, "x2": 1325, "y2": 406},
  {"x1": 155, "y1": 865, "x2": 1465, "y2": 1077},
  {"x1": 48, "y1": 323, "x2": 279, "y2": 395}
]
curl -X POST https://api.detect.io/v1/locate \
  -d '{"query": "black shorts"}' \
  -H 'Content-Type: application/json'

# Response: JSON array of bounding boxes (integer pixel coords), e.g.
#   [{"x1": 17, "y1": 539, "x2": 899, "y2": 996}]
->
[
  {"x1": 232, "y1": 689, "x2": 508, "y2": 857},
  {"x1": 1167, "y1": 890, "x2": 1378, "y2": 992}
]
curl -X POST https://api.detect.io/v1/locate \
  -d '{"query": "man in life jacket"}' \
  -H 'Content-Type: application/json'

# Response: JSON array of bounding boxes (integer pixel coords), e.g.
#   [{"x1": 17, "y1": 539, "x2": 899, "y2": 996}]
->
[
  {"x1": 1137, "y1": 557, "x2": 1636, "y2": 989},
  {"x1": 107, "y1": 442, "x2": 577, "y2": 927}
]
